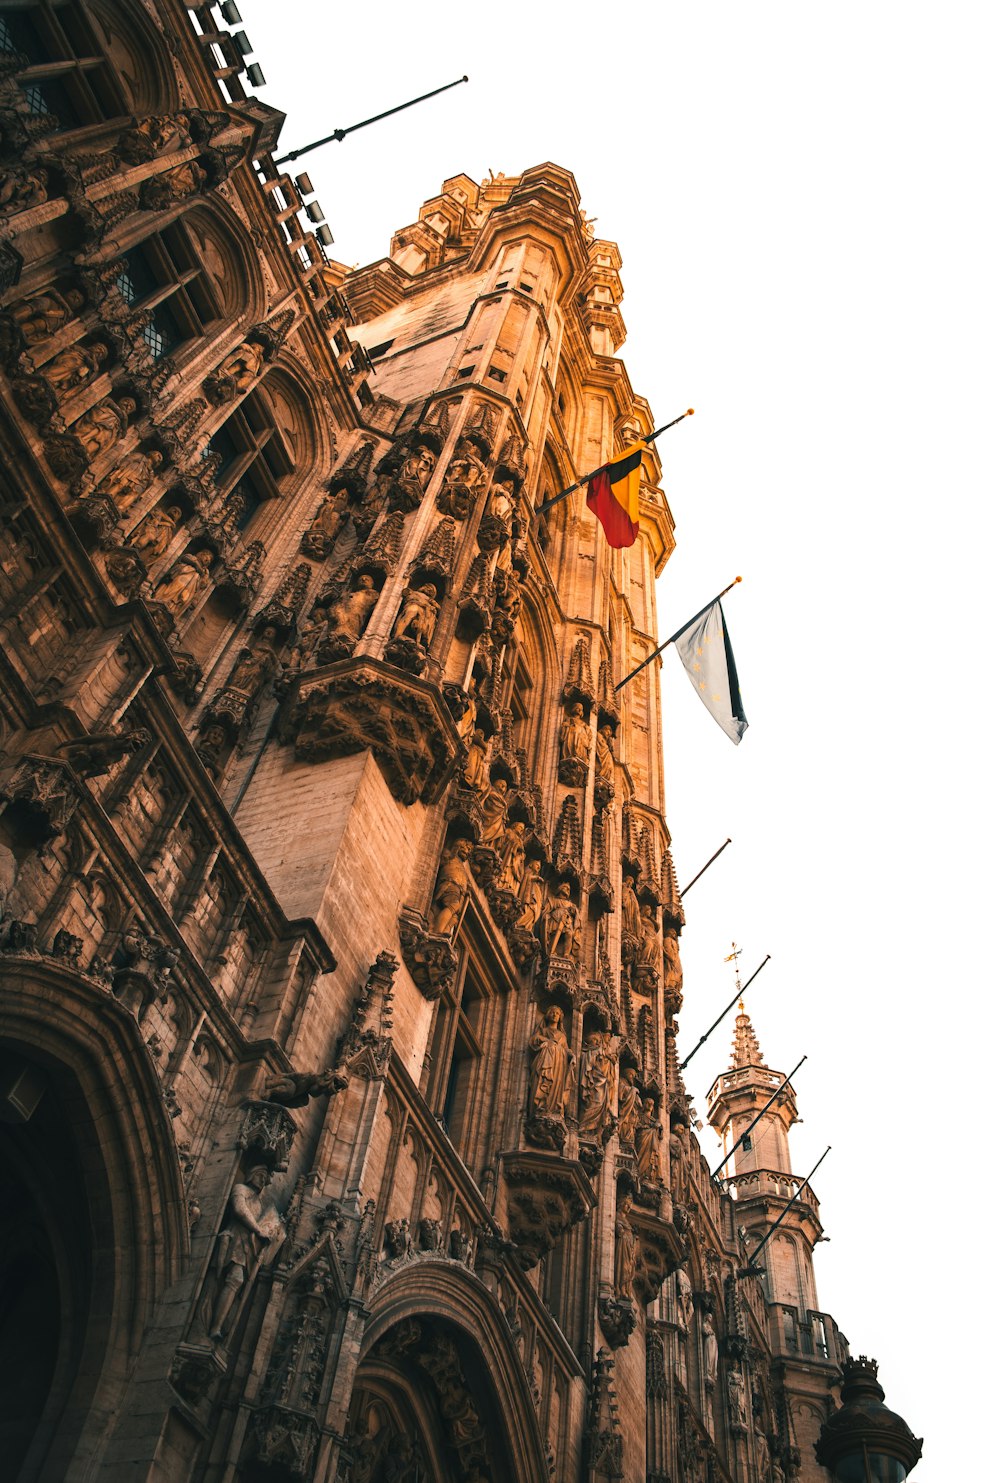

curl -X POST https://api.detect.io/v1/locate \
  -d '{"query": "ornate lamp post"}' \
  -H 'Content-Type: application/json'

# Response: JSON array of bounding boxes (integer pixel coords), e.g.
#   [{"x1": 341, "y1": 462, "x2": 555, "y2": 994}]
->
[{"x1": 815, "y1": 1356, "x2": 923, "y2": 1482}]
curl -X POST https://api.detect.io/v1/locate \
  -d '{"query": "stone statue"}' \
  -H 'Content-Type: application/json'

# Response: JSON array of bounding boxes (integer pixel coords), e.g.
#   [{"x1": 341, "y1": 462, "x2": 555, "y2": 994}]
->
[
  {"x1": 0, "y1": 841, "x2": 18, "y2": 922},
  {"x1": 391, "y1": 583, "x2": 439, "y2": 649},
  {"x1": 540, "y1": 883, "x2": 580, "y2": 959},
  {"x1": 430, "y1": 838, "x2": 473, "y2": 936},
  {"x1": 727, "y1": 1367, "x2": 748, "y2": 1428},
  {"x1": 41, "y1": 341, "x2": 108, "y2": 396},
  {"x1": 528, "y1": 1005, "x2": 575, "y2": 1117},
  {"x1": 74, "y1": 395, "x2": 135, "y2": 460},
  {"x1": 205, "y1": 1166, "x2": 284, "y2": 1340},
  {"x1": 453, "y1": 688, "x2": 477, "y2": 742},
  {"x1": 208, "y1": 339, "x2": 266, "y2": 400},
  {"x1": 488, "y1": 476, "x2": 515, "y2": 525},
  {"x1": 328, "y1": 574, "x2": 379, "y2": 644},
  {"x1": 635, "y1": 1097, "x2": 662, "y2": 1182},
  {"x1": 302, "y1": 489, "x2": 348, "y2": 554},
  {"x1": 496, "y1": 820, "x2": 527, "y2": 894},
  {"x1": 262, "y1": 1068, "x2": 342, "y2": 1107},
  {"x1": 617, "y1": 1066, "x2": 640, "y2": 1148},
  {"x1": 613, "y1": 1195, "x2": 639, "y2": 1300},
  {"x1": 438, "y1": 438, "x2": 486, "y2": 518},
  {"x1": 595, "y1": 724, "x2": 615, "y2": 787},
  {"x1": 621, "y1": 875, "x2": 642, "y2": 940},
  {"x1": 637, "y1": 904, "x2": 660, "y2": 967},
  {"x1": 578, "y1": 1031, "x2": 616, "y2": 1138},
  {"x1": 227, "y1": 627, "x2": 280, "y2": 693},
  {"x1": 287, "y1": 609, "x2": 327, "y2": 673},
  {"x1": 669, "y1": 1119, "x2": 691, "y2": 1200},
  {"x1": 479, "y1": 777, "x2": 509, "y2": 847},
  {"x1": 676, "y1": 1268, "x2": 694, "y2": 1332},
  {"x1": 559, "y1": 701, "x2": 590, "y2": 767},
  {"x1": 515, "y1": 857, "x2": 545, "y2": 932},
  {"x1": 664, "y1": 925, "x2": 683, "y2": 992},
  {"x1": 129, "y1": 504, "x2": 182, "y2": 561},
  {"x1": 10, "y1": 286, "x2": 85, "y2": 344},
  {"x1": 702, "y1": 1311, "x2": 718, "y2": 1386},
  {"x1": 398, "y1": 443, "x2": 434, "y2": 495},
  {"x1": 0, "y1": 166, "x2": 48, "y2": 214},
  {"x1": 97, "y1": 448, "x2": 164, "y2": 514},
  {"x1": 154, "y1": 548, "x2": 213, "y2": 617},
  {"x1": 120, "y1": 112, "x2": 191, "y2": 161},
  {"x1": 462, "y1": 728, "x2": 490, "y2": 795}
]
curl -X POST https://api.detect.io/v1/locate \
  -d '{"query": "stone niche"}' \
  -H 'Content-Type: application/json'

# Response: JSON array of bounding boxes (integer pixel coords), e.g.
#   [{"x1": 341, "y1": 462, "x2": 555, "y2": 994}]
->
[{"x1": 291, "y1": 657, "x2": 460, "y2": 806}]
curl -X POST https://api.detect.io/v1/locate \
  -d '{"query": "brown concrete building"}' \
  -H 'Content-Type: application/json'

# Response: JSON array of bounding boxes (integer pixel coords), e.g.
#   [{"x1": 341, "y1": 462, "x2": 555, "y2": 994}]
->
[{"x1": 0, "y1": 5, "x2": 917, "y2": 1482}]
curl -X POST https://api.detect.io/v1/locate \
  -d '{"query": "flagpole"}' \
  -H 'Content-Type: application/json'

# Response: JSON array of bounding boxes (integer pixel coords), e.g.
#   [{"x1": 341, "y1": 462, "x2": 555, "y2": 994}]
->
[
  {"x1": 535, "y1": 408, "x2": 694, "y2": 517},
  {"x1": 614, "y1": 576, "x2": 742, "y2": 694},
  {"x1": 274, "y1": 76, "x2": 469, "y2": 166},
  {"x1": 678, "y1": 953, "x2": 770, "y2": 1071},
  {"x1": 680, "y1": 838, "x2": 732, "y2": 897}
]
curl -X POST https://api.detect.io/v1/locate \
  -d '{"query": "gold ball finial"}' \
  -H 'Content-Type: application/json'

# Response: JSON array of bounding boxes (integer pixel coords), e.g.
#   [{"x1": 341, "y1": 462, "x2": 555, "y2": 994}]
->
[
  {"x1": 735, "y1": 575, "x2": 742, "y2": 583},
  {"x1": 687, "y1": 407, "x2": 695, "y2": 416}
]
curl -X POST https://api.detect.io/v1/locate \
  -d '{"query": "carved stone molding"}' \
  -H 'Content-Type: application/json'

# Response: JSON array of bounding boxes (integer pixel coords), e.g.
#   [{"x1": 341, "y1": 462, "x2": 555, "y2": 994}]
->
[
  {"x1": 0, "y1": 755, "x2": 80, "y2": 841},
  {"x1": 238, "y1": 1100, "x2": 298, "y2": 1173},
  {"x1": 630, "y1": 1204, "x2": 688, "y2": 1305},
  {"x1": 293, "y1": 658, "x2": 460, "y2": 806},
  {"x1": 598, "y1": 1295, "x2": 637, "y2": 1350},
  {"x1": 398, "y1": 912, "x2": 458, "y2": 1001},
  {"x1": 248, "y1": 1405, "x2": 320, "y2": 1480},
  {"x1": 502, "y1": 1149, "x2": 595, "y2": 1268}
]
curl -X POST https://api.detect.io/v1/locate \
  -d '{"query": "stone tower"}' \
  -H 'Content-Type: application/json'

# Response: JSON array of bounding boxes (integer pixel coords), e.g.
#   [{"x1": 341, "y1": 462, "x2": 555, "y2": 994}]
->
[
  {"x1": 0, "y1": 4, "x2": 911, "y2": 1480},
  {"x1": 707, "y1": 1006, "x2": 840, "y2": 1479}
]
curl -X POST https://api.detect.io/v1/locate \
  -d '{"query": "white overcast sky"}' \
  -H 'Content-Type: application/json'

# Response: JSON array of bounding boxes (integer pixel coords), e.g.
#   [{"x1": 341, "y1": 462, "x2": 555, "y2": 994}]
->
[{"x1": 237, "y1": 2, "x2": 998, "y2": 1469}]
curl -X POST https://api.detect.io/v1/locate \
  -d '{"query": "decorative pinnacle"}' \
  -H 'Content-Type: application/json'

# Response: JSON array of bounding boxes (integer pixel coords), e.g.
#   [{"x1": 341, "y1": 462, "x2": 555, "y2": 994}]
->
[{"x1": 730, "y1": 1000, "x2": 764, "y2": 1069}]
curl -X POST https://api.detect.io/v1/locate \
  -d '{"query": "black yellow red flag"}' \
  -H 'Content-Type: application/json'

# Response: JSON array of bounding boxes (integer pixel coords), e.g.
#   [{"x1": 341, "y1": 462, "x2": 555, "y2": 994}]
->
[{"x1": 585, "y1": 441, "x2": 645, "y2": 548}]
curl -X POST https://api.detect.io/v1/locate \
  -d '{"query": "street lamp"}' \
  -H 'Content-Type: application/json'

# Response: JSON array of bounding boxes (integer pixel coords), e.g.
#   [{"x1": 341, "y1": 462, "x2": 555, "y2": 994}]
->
[{"x1": 815, "y1": 1357, "x2": 922, "y2": 1482}]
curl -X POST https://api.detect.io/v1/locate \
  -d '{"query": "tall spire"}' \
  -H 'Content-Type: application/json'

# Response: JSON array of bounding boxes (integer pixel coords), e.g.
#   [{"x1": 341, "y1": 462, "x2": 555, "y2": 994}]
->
[{"x1": 729, "y1": 1000, "x2": 764, "y2": 1069}]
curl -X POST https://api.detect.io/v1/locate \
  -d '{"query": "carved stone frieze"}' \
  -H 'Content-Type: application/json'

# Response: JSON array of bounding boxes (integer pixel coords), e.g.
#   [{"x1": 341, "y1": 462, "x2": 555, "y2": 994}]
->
[
  {"x1": 293, "y1": 658, "x2": 460, "y2": 806},
  {"x1": 502, "y1": 1149, "x2": 595, "y2": 1268}
]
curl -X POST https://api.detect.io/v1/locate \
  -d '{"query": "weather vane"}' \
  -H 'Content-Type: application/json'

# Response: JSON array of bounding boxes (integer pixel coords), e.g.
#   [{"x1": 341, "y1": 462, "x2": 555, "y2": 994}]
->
[{"x1": 723, "y1": 941, "x2": 743, "y2": 994}]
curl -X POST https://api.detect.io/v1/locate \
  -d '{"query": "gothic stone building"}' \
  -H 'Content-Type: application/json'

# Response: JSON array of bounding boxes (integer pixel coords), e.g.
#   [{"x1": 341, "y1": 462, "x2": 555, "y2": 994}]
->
[{"x1": 0, "y1": 5, "x2": 866, "y2": 1482}]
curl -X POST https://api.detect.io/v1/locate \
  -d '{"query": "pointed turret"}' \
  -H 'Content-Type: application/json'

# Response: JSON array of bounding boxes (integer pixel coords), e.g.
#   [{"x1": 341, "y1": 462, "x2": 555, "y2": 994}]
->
[{"x1": 729, "y1": 999, "x2": 763, "y2": 1069}]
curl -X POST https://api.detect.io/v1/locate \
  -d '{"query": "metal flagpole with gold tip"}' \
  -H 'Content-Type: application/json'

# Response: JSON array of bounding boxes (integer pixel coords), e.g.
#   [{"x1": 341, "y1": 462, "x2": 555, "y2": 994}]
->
[{"x1": 614, "y1": 575, "x2": 742, "y2": 693}]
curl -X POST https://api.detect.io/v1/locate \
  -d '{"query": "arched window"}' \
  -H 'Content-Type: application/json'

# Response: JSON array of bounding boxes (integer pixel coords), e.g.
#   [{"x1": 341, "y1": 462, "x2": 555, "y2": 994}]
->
[
  {"x1": 0, "y1": 1, "x2": 174, "y2": 129},
  {"x1": 205, "y1": 368, "x2": 317, "y2": 539}
]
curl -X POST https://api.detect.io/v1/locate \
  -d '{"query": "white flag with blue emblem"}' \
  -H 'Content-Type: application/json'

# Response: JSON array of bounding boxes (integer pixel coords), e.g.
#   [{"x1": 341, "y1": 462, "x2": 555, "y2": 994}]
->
[{"x1": 673, "y1": 600, "x2": 748, "y2": 745}]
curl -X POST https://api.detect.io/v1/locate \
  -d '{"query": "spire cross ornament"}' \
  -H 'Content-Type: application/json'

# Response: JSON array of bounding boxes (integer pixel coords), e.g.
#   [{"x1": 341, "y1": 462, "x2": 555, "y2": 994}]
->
[{"x1": 724, "y1": 942, "x2": 743, "y2": 993}]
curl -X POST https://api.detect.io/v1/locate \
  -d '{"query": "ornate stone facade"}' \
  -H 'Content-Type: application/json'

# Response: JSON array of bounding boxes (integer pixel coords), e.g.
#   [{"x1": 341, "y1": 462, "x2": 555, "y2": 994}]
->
[{"x1": 0, "y1": 6, "x2": 887, "y2": 1482}]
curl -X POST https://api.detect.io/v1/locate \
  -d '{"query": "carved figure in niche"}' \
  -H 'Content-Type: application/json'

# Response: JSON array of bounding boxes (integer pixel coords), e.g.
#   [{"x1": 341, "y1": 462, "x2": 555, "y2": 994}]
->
[
  {"x1": 328, "y1": 574, "x2": 379, "y2": 645},
  {"x1": 142, "y1": 159, "x2": 207, "y2": 208},
  {"x1": 41, "y1": 341, "x2": 108, "y2": 396},
  {"x1": 614, "y1": 1195, "x2": 639, "y2": 1299},
  {"x1": 540, "y1": 882, "x2": 580, "y2": 959},
  {"x1": 664, "y1": 925, "x2": 683, "y2": 992},
  {"x1": 727, "y1": 1367, "x2": 749, "y2": 1428},
  {"x1": 515, "y1": 856, "x2": 545, "y2": 932},
  {"x1": 74, "y1": 395, "x2": 136, "y2": 460},
  {"x1": 154, "y1": 548, "x2": 213, "y2": 617},
  {"x1": 702, "y1": 1311, "x2": 718, "y2": 1386},
  {"x1": 621, "y1": 875, "x2": 642, "y2": 941},
  {"x1": 129, "y1": 504, "x2": 182, "y2": 561},
  {"x1": 206, "y1": 1165, "x2": 284, "y2": 1340},
  {"x1": 208, "y1": 339, "x2": 265, "y2": 401},
  {"x1": 119, "y1": 112, "x2": 192, "y2": 161},
  {"x1": 196, "y1": 723, "x2": 229, "y2": 775},
  {"x1": 0, "y1": 166, "x2": 48, "y2": 214},
  {"x1": 391, "y1": 442, "x2": 435, "y2": 508},
  {"x1": 438, "y1": 437, "x2": 486, "y2": 517},
  {"x1": 98, "y1": 447, "x2": 164, "y2": 514},
  {"x1": 227, "y1": 626, "x2": 280, "y2": 693},
  {"x1": 492, "y1": 568, "x2": 522, "y2": 630},
  {"x1": 0, "y1": 842, "x2": 18, "y2": 922},
  {"x1": 676, "y1": 1268, "x2": 694, "y2": 1332},
  {"x1": 595, "y1": 724, "x2": 616, "y2": 787},
  {"x1": 578, "y1": 1031, "x2": 616, "y2": 1138},
  {"x1": 559, "y1": 701, "x2": 590, "y2": 770},
  {"x1": 635, "y1": 1098, "x2": 662, "y2": 1182},
  {"x1": 301, "y1": 488, "x2": 348, "y2": 555},
  {"x1": 453, "y1": 688, "x2": 477, "y2": 742},
  {"x1": 461, "y1": 727, "x2": 490, "y2": 795},
  {"x1": 669, "y1": 1118, "x2": 691, "y2": 1200},
  {"x1": 391, "y1": 583, "x2": 438, "y2": 650},
  {"x1": 10, "y1": 286, "x2": 85, "y2": 344},
  {"x1": 528, "y1": 1005, "x2": 575, "y2": 1117},
  {"x1": 430, "y1": 838, "x2": 473, "y2": 937},
  {"x1": 263, "y1": 1068, "x2": 343, "y2": 1107},
  {"x1": 287, "y1": 609, "x2": 328, "y2": 673},
  {"x1": 637, "y1": 904, "x2": 660, "y2": 967},
  {"x1": 495, "y1": 820, "x2": 527, "y2": 894},
  {"x1": 488, "y1": 475, "x2": 516, "y2": 525},
  {"x1": 617, "y1": 1065, "x2": 640, "y2": 1149},
  {"x1": 479, "y1": 776, "x2": 509, "y2": 847}
]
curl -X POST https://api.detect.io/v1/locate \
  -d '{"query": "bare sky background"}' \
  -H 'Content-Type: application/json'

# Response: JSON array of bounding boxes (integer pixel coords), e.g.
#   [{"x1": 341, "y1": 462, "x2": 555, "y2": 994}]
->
[{"x1": 236, "y1": 2, "x2": 1000, "y2": 1467}]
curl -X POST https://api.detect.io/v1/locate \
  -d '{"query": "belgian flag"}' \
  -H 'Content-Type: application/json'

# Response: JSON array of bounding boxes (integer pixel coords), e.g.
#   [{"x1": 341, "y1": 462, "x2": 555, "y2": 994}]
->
[{"x1": 585, "y1": 441, "x2": 645, "y2": 548}]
